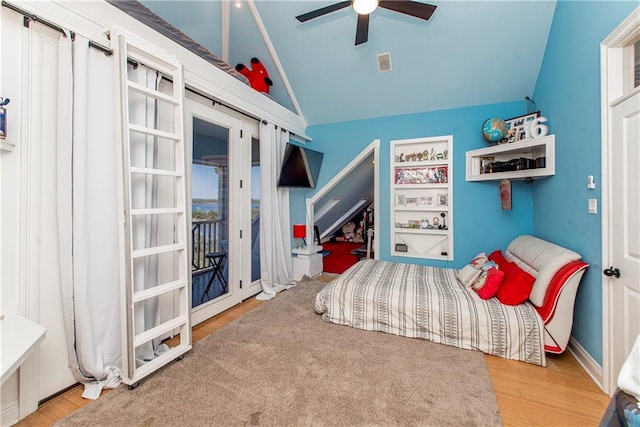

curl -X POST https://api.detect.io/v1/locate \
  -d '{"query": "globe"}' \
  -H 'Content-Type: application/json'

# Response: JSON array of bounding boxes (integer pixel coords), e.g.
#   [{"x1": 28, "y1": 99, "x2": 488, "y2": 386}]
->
[{"x1": 482, "y1": 118, "x2": 506, "y2": 142}]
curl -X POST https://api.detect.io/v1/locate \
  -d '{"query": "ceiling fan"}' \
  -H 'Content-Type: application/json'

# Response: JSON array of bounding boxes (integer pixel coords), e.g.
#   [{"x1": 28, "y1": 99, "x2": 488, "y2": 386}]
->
[{"x1": 295, "y1": 0, "x2": 437, "y2": 45}]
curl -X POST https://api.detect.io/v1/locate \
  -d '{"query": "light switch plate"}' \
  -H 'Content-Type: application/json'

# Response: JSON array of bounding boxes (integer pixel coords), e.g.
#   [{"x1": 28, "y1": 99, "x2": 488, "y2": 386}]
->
[
  {"x1": 587, "y1": 175, "x2": 596, "y2": 189},
  {"x1": 588, "y1": 198, "x2": 597, "y2": 214}
]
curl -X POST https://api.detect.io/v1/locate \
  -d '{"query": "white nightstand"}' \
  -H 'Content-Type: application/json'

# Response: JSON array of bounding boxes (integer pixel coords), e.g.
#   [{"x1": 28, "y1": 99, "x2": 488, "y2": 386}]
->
[{"x1": 292, "y1": 245, "x2": 323, "y2": 280}]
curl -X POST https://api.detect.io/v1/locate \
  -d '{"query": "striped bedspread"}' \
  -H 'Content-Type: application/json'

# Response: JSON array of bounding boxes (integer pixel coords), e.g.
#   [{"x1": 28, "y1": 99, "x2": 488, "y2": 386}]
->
[{"x1": 314, "y1": 259, "x2": 546, "y2": 366}]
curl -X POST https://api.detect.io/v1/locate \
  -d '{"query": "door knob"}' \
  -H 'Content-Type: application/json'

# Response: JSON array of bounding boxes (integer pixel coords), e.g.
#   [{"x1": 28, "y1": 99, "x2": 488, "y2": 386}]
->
[{"x1": 603, "y1": 267, "x2": 620, "y2": 278}]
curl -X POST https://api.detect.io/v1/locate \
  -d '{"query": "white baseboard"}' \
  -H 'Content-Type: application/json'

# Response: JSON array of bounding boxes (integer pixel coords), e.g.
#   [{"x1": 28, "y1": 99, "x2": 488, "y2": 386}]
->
[
  {"x1": 1, "y1": 399, "x2": 19, "y2": 427},
  {"x1": 568, "y1": 336, "x2": 604, "y2": 392}
]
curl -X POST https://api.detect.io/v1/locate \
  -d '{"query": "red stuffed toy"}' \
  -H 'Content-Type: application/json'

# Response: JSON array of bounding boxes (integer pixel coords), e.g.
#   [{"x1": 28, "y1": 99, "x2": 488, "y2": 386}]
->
[{"x1": 235, "y1": 57, "x2": 273, "y2": 94}]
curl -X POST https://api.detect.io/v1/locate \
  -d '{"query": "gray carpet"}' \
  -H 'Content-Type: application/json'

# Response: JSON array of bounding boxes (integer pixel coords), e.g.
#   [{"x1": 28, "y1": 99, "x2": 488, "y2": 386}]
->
[{"x1": 56, "y1": 280, "x2": 502, "y2": 426}]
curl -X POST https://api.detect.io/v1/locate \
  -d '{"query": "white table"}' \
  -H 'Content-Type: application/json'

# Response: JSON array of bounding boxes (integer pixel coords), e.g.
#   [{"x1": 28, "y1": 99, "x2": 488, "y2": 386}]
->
[{"x1": 292, "y1": 245, "x2": 323, "y2": 281}]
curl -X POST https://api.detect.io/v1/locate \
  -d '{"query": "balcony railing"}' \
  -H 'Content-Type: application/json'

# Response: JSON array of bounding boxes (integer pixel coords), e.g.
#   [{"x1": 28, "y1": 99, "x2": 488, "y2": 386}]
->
[{"x1": 192, "y1": 220, "x2": 223, "y2": 272}]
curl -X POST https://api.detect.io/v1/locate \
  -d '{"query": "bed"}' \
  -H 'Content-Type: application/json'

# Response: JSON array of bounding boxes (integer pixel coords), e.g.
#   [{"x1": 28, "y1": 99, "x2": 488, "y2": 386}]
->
[{"x1": 314, "y1": 235, "x2": 588, "y2": 366}]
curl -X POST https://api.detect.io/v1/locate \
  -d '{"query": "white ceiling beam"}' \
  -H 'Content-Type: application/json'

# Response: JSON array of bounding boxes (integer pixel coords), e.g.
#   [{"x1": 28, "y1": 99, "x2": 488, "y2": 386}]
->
[
  {"x1": 221, "y1": 0, "x2": 230, "y2": 62},
  {"x1": 245, "y1": 0, "x2": 304, "y2": 118}
]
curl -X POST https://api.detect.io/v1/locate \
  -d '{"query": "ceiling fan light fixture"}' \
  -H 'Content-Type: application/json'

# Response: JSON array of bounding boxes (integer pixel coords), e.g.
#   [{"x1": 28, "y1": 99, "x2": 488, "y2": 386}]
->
[{"x1": 352, "y1": 0, "x2": 378, "y2": 15}]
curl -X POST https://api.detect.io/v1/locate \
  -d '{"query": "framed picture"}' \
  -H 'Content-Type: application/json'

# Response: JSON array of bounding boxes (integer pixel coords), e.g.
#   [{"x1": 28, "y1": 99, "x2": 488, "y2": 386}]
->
[
  {"x1": 504, "y1": 111, "x2": 540, "y2": 142},
  {"x1": 405, "y1": 197, "x2": 418, "y2": 207},
  {"x1": 419, "y1": 196, "x2": 434, "y2": 207},
  {"x1": 437, "y1": 194, "x2": 448, "y2": 206},
  {"x1": 395, "y1": 194, "x2": 406, "y2": 206}
]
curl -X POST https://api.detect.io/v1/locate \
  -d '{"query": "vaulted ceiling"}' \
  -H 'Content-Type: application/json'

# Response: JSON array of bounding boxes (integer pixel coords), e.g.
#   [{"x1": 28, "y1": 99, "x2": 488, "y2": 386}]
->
[
  {"x1": 139, "y1": 0, "x2": 557, "y2": 126},
  {"x1": 138, "y1": 0, "x2": 557, "y2": 239}
]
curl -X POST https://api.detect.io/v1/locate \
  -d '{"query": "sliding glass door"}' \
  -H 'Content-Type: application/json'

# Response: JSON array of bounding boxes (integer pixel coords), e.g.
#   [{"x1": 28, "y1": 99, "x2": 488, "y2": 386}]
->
[
  {"x1": 186, "y1": 99, "x2": 242, "y2": 324},
  {"x1": 185, "y1": 96, "x2": 262, "y2": 325},
  {"x1": 240, "y1": 135, "x2": 262, "y2": 299}
]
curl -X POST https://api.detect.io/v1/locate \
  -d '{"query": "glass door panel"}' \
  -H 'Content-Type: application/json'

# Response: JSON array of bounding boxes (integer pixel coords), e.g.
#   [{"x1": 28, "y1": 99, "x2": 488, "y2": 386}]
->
[
  {"x1": 250, "y1": 137, "x2": 261, "y2": 284},
  {"x1": 186, "y1": 99, "x2": 243, "y2": 325},
  {"x1": 242, "y1": 133, "x2": 264, "y2": 300},
  {"x1": 192, "y1": 118, "x2": 230, "y2": 307}
]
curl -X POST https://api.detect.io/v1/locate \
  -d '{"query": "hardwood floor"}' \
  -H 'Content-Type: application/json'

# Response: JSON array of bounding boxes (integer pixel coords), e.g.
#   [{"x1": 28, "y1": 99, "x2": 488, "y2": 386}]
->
[
  {"x1": 17, "y1": 276, "x2": 610, "y2": 426},
  {"x1": 487, "y1": 352, "x2": 609, "y2": 426}
]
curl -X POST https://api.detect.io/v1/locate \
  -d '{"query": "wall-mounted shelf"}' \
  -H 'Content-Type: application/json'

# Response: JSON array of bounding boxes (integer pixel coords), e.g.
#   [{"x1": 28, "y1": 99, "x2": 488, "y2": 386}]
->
[
  {"x1": 466, "y1": 135, "x2": 555, "y2": 181},
  {"x1": 393, "y1": 228, "x2": 448, "y2": 235},
  {"x1": 1, "y1": 315, "x2": 47, "y2": 385},
  {"x1": 390, "y1": 135, "x2": 453, "y2": 260}
]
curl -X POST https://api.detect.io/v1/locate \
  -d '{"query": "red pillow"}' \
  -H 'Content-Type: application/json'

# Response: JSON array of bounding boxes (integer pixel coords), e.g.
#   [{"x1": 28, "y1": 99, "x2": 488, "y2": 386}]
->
[
  {"x1": 488, "y1": 250, "x2": 508, "y2": 270},
  {"x1": 496, "y1": 263, "x2": 535, "y2": 305},
  {"x1": 474, "y1": 268, "x2": 505, "y2": 299}
]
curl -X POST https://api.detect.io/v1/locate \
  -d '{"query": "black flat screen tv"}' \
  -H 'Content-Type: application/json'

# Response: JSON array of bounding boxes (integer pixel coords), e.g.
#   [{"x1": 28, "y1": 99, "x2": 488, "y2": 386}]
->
[{"x1": 277, "y1": 143, "x2": 324, "y2": 188}]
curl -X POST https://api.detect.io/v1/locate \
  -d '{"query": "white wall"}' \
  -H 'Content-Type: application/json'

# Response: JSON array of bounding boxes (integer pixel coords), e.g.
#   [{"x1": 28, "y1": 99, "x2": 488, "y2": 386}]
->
[
  {"x1": 1, "y1": 0, "x2": 22, "y2": 328},
  {"x1": 1, "y1": 8, "x2": 76, "y2": 424},
  {"x1": 2, "y1": 8, "x2": 28, "y2": 424}
]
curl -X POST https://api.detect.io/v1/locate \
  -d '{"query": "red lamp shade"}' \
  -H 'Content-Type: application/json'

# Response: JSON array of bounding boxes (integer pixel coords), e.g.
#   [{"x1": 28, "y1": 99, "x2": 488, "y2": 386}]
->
[{"x1": 293, "y1": 224, "x2": 306, "y2": 239}]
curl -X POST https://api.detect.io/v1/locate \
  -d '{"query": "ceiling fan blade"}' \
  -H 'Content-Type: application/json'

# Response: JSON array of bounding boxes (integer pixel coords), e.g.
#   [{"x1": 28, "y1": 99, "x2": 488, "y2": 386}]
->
[
  {"x1": 296, "y1": 1, "x2": 351, "y2": 22},
  {"x1": 355, "y1": 13, "x2": 369, "y2": 45},
  {"x1": 379, "y1": 0, "x2": 437, "y2": 20}
]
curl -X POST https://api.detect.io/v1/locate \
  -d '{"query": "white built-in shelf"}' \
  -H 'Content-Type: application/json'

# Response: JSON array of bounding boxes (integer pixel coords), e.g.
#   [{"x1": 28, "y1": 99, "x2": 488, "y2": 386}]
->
[
  {"x1": 394, "y1": 183, "x2": 448, "y2": 189},
  {"x1": 391, "y1": 135, "x2": 453, "y2": 260},
  {"x1": 393, "y1": 159, "x2": 447, "y2": 168},
  {"x1": 394, "y1": 228, "x2": 448, "y2": 235},
  {"x1": 395, "y1": 206, "x2": 449, "y2": 212},
  {"x1": 466, "y1": 135, "x2": 555, "y2": 181}
]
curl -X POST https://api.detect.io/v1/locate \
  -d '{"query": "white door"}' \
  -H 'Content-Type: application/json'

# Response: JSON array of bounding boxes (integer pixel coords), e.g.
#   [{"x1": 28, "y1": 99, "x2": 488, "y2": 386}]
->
[
  {"x1": 607, "y1": 87, "x2": 640, "y2": 384},
  {"x1": 186, "y1": 97, "x2": 261, "y2": 325},
  {"x1": 240, "y1": 128, "x2": 264, "y2": 300},
  {"x1": 602, "y1": 8, "x2": 640, "y2": 394}
]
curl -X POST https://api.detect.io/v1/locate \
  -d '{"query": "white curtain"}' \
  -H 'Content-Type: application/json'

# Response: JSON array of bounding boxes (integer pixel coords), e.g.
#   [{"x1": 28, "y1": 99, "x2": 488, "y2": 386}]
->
[
  {"x1": 256, "y1": 122, "x2": 294, "y2": 300},
  {"x1": 58, "y1": 35, "x2": 122, "y2": 399},
  {"x1": 58, "y1": 38, "x2": 171, "y2": 400}
]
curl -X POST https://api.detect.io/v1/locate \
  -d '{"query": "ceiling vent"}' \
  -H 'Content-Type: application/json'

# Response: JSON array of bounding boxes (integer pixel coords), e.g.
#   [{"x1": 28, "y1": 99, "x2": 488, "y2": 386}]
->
[{"x1": 377, "y1": 52, "x2": 392, "y2": 73}]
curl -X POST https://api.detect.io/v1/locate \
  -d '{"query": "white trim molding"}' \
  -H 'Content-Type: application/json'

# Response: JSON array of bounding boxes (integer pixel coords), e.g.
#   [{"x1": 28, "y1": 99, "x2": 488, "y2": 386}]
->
[
  {"x1": 0, "y1": 398, "x2": 19, "y2": 427},
  {"x1": 246, "y1": 0, "x2": 303, "y2": 118},
  {"x1": 600, "y1": 5, "x2": 640, "y2": 396},
  {"x1": 568, "y1": 336, "x2": 604, "y2": 392},
  {"x1": 306, "y1": 139, "x2": 380, "y2": 258}
]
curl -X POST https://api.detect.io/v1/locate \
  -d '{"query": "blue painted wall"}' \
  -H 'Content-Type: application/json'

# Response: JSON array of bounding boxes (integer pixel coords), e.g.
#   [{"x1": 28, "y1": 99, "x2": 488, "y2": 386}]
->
[
  {"x1": 290, "y1": 0, "x2": 636, "y2": 366},
  {"x1": 531, "y1": 1, "x2": 637, "y2": 366},
  {"x1": 293, "y1": 101, "x2": 536, "y2": 269}
]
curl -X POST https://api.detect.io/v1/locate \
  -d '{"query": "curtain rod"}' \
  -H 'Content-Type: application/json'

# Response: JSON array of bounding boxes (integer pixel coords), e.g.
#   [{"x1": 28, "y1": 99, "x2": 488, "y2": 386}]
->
[
  {"x1": 87, "y1": 40, "x2": 139, "y2": 69},
  {"x1": 2, "y1": 0, "x2": 136, "y2": 68},
  {"x1": 183, "y1": 85, "x2": 304, "y2": 139},
  {"x1": 2, "y1": 0, "x2": 68, "y2": 36}
]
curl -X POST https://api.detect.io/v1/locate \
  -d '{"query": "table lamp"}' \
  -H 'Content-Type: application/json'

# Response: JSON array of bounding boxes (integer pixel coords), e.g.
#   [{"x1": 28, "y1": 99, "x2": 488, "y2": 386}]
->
[{"x1": 293, "y1": 224, "x2": 306, "y2": 249}]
